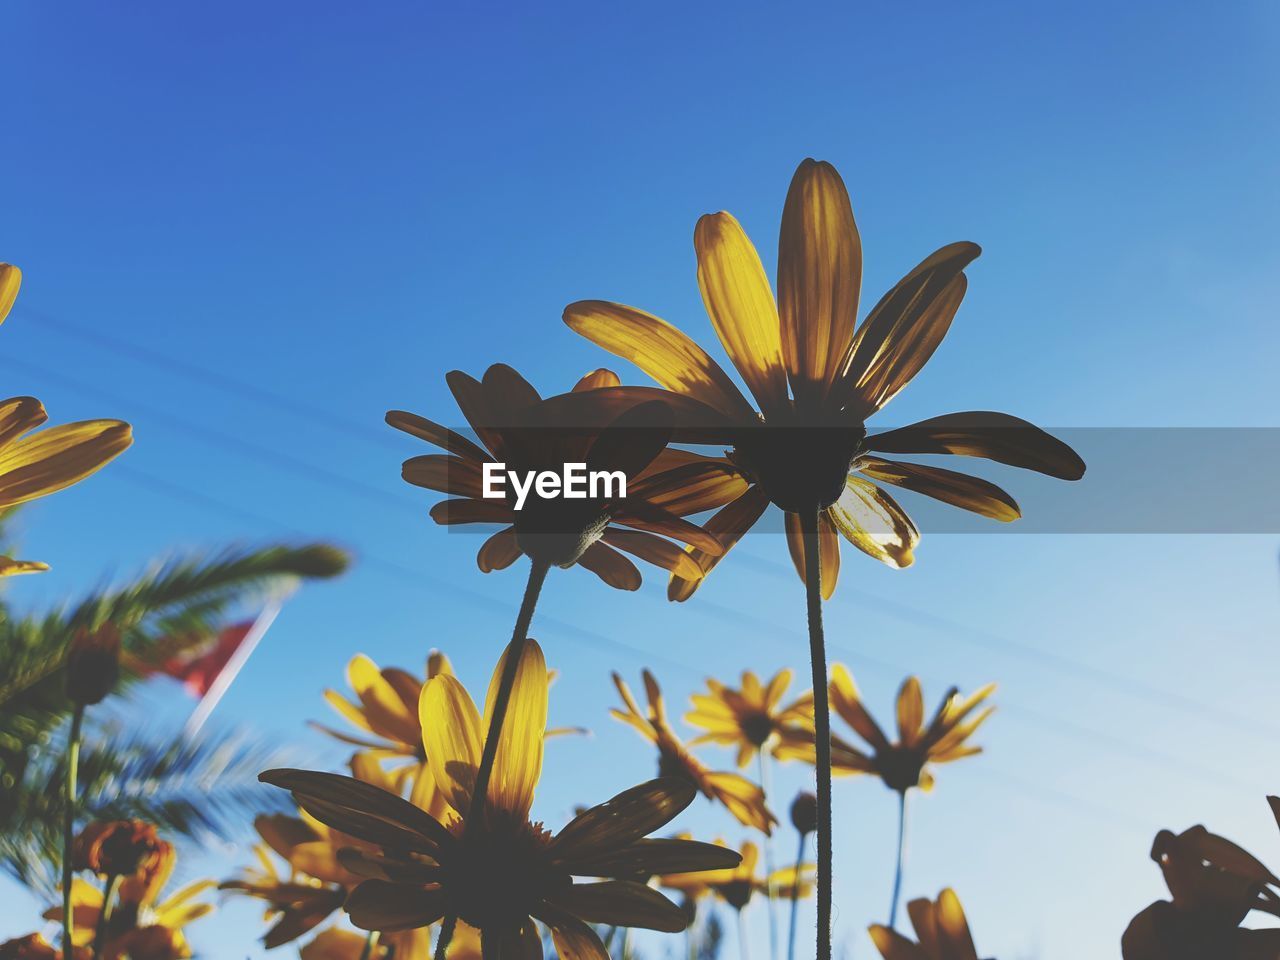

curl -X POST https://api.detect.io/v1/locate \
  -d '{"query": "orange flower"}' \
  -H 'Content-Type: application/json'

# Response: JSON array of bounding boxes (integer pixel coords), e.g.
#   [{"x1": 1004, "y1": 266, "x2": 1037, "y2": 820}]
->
[{"x1": 72, "y1": 819, "x2": 169, "y2": 879}]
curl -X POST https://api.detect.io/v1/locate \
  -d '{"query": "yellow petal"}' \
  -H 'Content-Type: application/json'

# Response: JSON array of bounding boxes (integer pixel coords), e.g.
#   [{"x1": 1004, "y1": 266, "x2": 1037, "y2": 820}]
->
[
  {"x1": 936, "y1": 888, "x2": 979, "y2": 960},
  {"x1": 345, "y1": 879, "x2": 446, "y2": 932},
  {"x1": 481, "y1": 638, "x2": 548, "y2": 821},
  {"x1": 828, "y1": 663, "x2": 891, "y2": 752},
  {"x1": 577, "y1": 541, "x2": 642, "y2": 591},
  {"x1": 868, "y1": 924, "x2": 929, "y2": 960},
  {"x1": 0, "y1": 419, "x2": 131, "y2": 507},
  {"x1": 827, "y1": 477, "x2": 918, "y2": 569},
  {"x1": 349, "y1": 655, "x2": 420, "y2": 746},
  {"x1": 573, "y1": 369, "x2": 621, "y2": 392},
  {"x1": 858, "y1": 456, "x2": 1020, "y2": 523},
  {"x1": 0, "y1": 555, "x2": 49, "y2": 576},
  {"x1": 897, "y1": 677, "x2": 925, "y2": 745},
  {"x1": 668, "y1": 485, "x2": 769, "y2": 602},
  {"x1": 552, "y1": 779, "x2": 696, "y2": 863},
  {"x1": 0, "y1": 396, "x2": 47, "y2": 446},
  {"x1": 783, "y1": 511, "x2": 840, "y2": 599},
  {"x1": 0, "y1": 264, "x2": 20, "y2": 325},
  {"x1": 694, "y1": 212, "x2": 788, "y2": 417},
  {"x1": 563, "y1": 300, "x2": 755, "y2": 421},
  {"x1": 777, "y1": 159, "x2": 861, "y2": 410},
  {"x1": 420, "y1": 674, "x2": 483, "y2": 815},
  {"x1": 549, "y1": 880, "x2": 687, "y2": 933}
]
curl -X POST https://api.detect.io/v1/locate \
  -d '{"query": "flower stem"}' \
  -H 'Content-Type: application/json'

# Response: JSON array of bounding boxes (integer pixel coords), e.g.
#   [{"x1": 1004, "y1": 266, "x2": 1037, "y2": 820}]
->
[
  {"x1": 467, "y1": 557, "x2": 551, "y2": 829},
  {"x1": 786, "y1": 832, "x2": 807, "y2": 960},
  {"x1": 737, "y1": 907, "x2": 751, "y2": 960},
  {"x1": 757, "y1": 751, "x2": 779, "y2": 960},
  {"x1": 433, "y1": 915, "x2": 456, "y2": 960},
  {"x1": 358, "y1": 929, "x2": 378, "y2": 960},
  {"x1": 61, "y1": 704, "x2": 85, "y2": 956},
  {"x1": 800, "y1": 508, "x2": 832, "y2": 960},
  {"x1": 888, "y1": 789, "x2": 910, "y2": 929}
]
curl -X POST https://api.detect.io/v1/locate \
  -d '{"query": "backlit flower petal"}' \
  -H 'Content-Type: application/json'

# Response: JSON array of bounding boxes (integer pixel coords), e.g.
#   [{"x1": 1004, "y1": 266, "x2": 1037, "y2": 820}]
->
[
  {"x1": 669, "y1": 485, "x2": 769, "y2": 602},
  {"x1": 563, "y1": 300, "x2": 755, "y2": 422},
  {"x1": 402, "y1": 454, "x2": 486, "y2": 499},
  {"x1": 601, "y1": 528, "x2": 704, "y2": 581},
  {"x1": 576, "y1": 541, "x2": 642, "y2": 591},
  {"x1": 477, "y1": 526, "x2": 522, "y2": 572},
  {"x1": 783, "y1": 511, "x2": 840, "y2": 600},
  {"x1": 896, "y1": 677, "x2": 925, "y2": 746},
  {"x1": 345, "y1": 880, "x2": 446, "y2": 932},
  {"x1": 827, "y1": 477, "x2": 918, "y2": 569},
  {"x1": 858, "y1": 456, "x2": 1020, "y2": 522},
  {"x1": 481, "y1": 639, "x2": 548, "y2": 821},
  {"x1": 552, "y1": 778, "x2": 697, "y2": 862},
  {"x1": 694, "y1": 212, "x2": 788, "y2": 418},
  {"x1": 0, "y1": 419, "x2": 132, "y2": 507},
  {"x1": 386, "y1": 410, "x2": 492, "y2": 465},
  {"x1": 0, "y1": 264, "x2": 20, "y2": 324},
  {"x1": 420, "y1": 674, "x2": 483, "y2": 814},
  {"x1": 573, "y1": 369, "x2": 622, "y2": 392},
  {"x1": 777, "y1": 159, "x2": 862, "y2": 410},
  {"x1": 0, "y1": 396, "x2": 47, "y2": 446},
  {"x1": 936, "y1": 888, "x2": 979, "y2": 960},
  {"x1": 549, "y1": 880, "x2": 687, "y2": 933},
  {"x1": 538, "y1": 904, "x2": 611, "y2": 960}
]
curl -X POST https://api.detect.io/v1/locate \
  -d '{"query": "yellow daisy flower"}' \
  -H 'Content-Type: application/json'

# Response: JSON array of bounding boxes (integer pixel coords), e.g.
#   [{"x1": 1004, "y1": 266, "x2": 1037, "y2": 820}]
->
[
  {"x1": 387, "y1": 364, "x2": 737, "y2": 588},
  {"x1": 564, "y1": 160, "x2": 1083, "y2": 600},
  {"x1": 868, "y1": 889, "x2": 990, "y2": 960},
  {"x1": 660, "y1": 839, "x2": 813, "y2": 911},
  {"x1": 316, "y1": 651, "x2": 454, "y2": 815},
  {"x1": 261, "y1": 639, "x2": 739, "y2": 959},
  {"x1": 685, "y1": 669, "x2": 814, "y2": 768},
  {"x1": 612, "y1": 669, "x2": 776, "y2": 834},
  {"x1": 0, "y1": 264, "x2": 132, "y2": 575},
  {"x1": 780, "y1": 665, "x2": 995, "y2": 793}
]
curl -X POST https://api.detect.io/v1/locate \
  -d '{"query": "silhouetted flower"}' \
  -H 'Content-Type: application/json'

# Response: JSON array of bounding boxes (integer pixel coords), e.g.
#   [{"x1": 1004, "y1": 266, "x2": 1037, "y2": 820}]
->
[
  {"x1": 612, "y1": 669, "x2": 776, "y2": 834},
  {"x1": 65, "y1": 624, "x2": 122, "y2": 707},
  {"x1": 660, "y1": 839, "x2": 812, "y2": 912},
  {"x1": 565, "y1": 159, "x2": 1083, "y2": 600},
  {"x1": 261, "y1": 640, "x2": 739, "y2": 959},
  {"x1": 869, "y1": 888, "x2": 991, "y2": 959}
]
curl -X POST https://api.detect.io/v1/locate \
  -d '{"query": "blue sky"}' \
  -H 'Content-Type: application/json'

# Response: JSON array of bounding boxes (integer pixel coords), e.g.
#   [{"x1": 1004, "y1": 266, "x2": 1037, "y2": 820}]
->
[{"x1": 3, "y1": 2, "x2": 1279, "y2": 957}]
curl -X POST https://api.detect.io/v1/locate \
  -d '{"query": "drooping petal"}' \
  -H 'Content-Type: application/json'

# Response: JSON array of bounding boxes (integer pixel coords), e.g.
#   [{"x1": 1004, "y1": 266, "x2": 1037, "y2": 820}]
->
[
  {"x1": 905, "y1": 896, "x2": 941, "y2": 957},
  {"x1": 777, "y1": 159, "x2": 862, "y2": 411},
  {"x1": 420, "y1": 674, "x2": 483, "y2": 814},
  {"x1": 552, "y1": 778, "x2": 696, "y2": 862},
  {"x1": 857, "y1": 456, "x2": 1020, "y2": 522},
  {"x1": 866, "y1": 411, "x2": 1085, "y2": 480},
  {"x1": 549, "y1": 880, "x2": 687, "y2": 933},
  {"x1": 628, "y1": 451, "x2": 749, "y2": 516},
  {"x1": 601, "y1": 528, "x2": 704, "y2": 580},
  {"x1": 563, "y1": 300, "x2": 756, "y2": 421},
  {"x1": 537, "y1": 904, "x2": 611, "y2": 960},
  {"x1": 477, "y1": 526, "x2": 523, "y2": 572},
  {"x1": 0, "y1": 419, "x2": 132, "y2": 507},
  {"x1": 836, "y1": 242, "x2": 980, "y2": 416},
  {"x1": 349, "y1": 655, "x2": 420, "y2": 745},
  {"x1": 481, "y1": 639, "x2": 548, "y2": 821},
  {"x1": 576, "y1": 541, "x2": 642, "y2": 591},
  {"x1": 867, "y1": 924, "x2": 930, "y2": 960},
  {"x1": 783, "y1": 511, "x2": 841, "y2": 600},
  {"x1": 827, "y1": 477, "x2": 918, "y2": 569},
  {"x1": 694, "y1": 212, "x2": 788, "y2": 418},
  {"x1": 0, "y1": 555, "x2": 49, "y2": 576},
  {"x1": 345, "y1": 880, "x2": 446, "y2": 932},
  {"x1": 704, "y1": 771, "x2": 776, "y2": 834},
  {"x1": 483, "y1": 918, "x2": 543, "y2": 960},
  {"x1": 386, "y1": 410, "x2": 492, "y2": 464},
  {"x1": 669, "y1": 485, "x2": 769, "y2": 602},
  {"x1": 611, "y1": 501, "x2": 723, "y2": 555}
]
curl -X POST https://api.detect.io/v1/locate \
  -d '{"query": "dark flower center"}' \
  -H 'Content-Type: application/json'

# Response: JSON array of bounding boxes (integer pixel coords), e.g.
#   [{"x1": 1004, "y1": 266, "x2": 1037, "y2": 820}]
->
[
  {"x1": 444, "y1": 821, "x2": 568, "y2": 930},
  {"x1": 732, "y1": 423, "x2": 865, "y2": 513},
  {"x1": 877, "y1": 747, "x2": 926, "y2": 794},
  {"x1": 658, "y1": 749, "x2": 700, "y2": 787},
  {"x1": 721, "y1": 879, "x2": 754, "y2": 911},
  {"x1": 739, "y1": 711, "x2": 775, "y2": 747}
]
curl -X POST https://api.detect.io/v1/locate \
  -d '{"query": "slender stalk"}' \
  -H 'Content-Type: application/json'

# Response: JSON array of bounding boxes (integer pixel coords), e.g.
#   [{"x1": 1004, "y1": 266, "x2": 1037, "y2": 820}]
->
[
  {"x1": 800, "y1": 508, "x2": 832, "y2": 960},
  {"x1": 737, "y1": 907, "x2": 751, "y2": 960},
  {"x1": 92, "y1": 874, "x2": 122, "y2": 957},
  {"x1": 757, "y1": 751, "x2": 779, "y2": 960},
  {"x1": 466, "y1": 557, "x2": 551, "y2": 832},
  {"x1": 61, "y1": 704, "x2": 85, "y2": 956},
  {"x1": 358, "y1": 929, "x2": 378, "y2": 960},
  {"x1": 620, "y1": 926, "x2": 632, "y2": 960},
  {"x1": 687, "y1": 901, "x2": 698, "y2": 960},
  {"x1": 786, "y1": 832, "x2": 807, "y2": 960},
  {"x1": 434, "y1": 915, "x2": 457, "y2": 960},
  {"x1": 888, "y1": 789, "x2": 911, "y2": 929}
]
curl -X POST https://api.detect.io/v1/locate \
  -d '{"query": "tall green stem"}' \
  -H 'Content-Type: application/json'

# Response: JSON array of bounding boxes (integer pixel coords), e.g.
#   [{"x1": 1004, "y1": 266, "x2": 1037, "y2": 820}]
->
[
  {"x1": 438, "y1": 558, "x2": 549, "y2": 958},
  {"x1": 61, "y1": 704, "x2": 85, "y2": 955},
  {"x1": 800, "y1": 509, "x2": 832, "y2": 960},
  {"x1": 888, "y1": 789, "x2": 910, "y2": 929},
  {"x1": 786, "y1": 832, "x2": 807, "y2": 960},
  {"x1": 757, "y1": 752, "x2": 779, "y2": 960}
]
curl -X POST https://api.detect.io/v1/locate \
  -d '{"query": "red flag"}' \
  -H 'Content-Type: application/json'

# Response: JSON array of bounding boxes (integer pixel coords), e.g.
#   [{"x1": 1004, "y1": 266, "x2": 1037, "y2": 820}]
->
[{"x1": 161, "y1": 620, "x2": 256, "y2": 698}]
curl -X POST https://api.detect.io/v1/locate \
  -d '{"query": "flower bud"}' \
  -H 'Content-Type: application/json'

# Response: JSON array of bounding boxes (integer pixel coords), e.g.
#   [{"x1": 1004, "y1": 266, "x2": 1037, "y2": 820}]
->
[
  {"x1": 65, "y1": 624, "x2": 121, "y2": 706},
  {"x1": 72, "y1": 819, "x2": 168, "y2": 878},
  {"x1": 790, "y1": 791, "x2": 818, "y2": 835}
]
